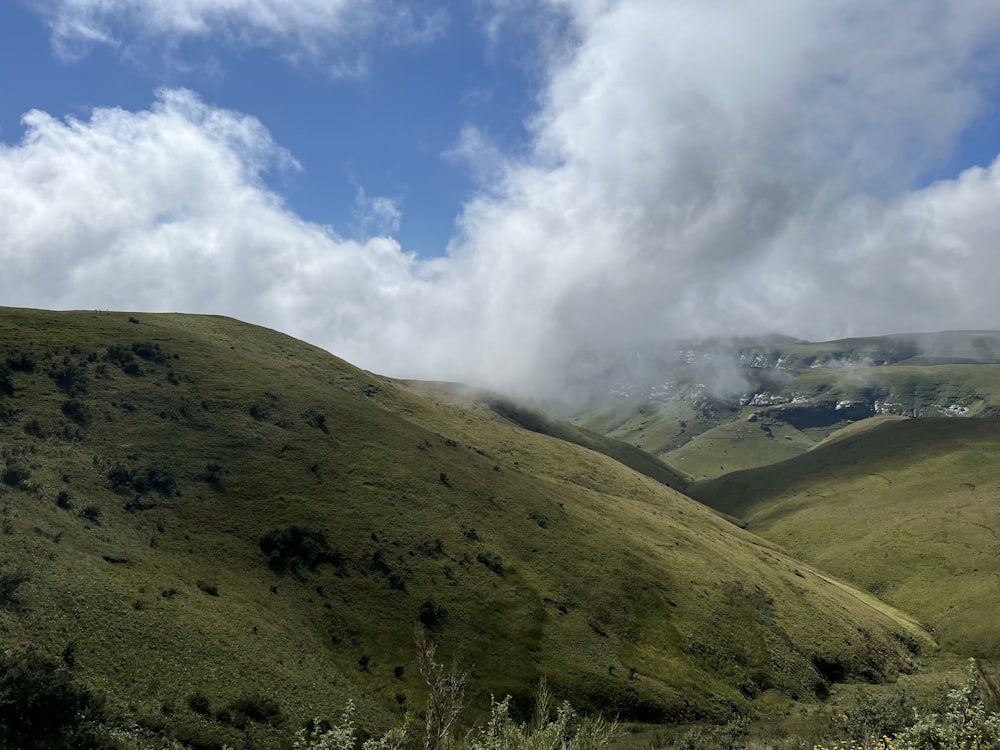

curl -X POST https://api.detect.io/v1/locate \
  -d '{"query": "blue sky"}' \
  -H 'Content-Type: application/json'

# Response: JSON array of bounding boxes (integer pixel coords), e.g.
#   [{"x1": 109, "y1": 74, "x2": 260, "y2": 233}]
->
[
  {"x1": 3, "y1": 1, "x2": 1000, "y2": 392},
  {"x1": 0, "y1": 1, "x2": 541, "y2": 257}
]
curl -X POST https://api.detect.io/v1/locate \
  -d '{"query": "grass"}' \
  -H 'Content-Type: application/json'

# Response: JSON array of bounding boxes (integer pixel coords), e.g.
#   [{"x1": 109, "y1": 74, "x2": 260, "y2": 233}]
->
[
  {"x1": 0, "y1": 307, "x2": 934, "y2": 747},
  {"x1": 689, "y1": 417, "x2": 1000, "y2": 658}
]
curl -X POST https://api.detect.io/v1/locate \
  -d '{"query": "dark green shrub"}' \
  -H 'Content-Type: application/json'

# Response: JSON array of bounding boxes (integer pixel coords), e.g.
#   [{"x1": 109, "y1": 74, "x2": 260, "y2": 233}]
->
[
  {"x1": 130, "y1": 341, "x2": 166, "y2": 364},
  {"x1": 6, "y1": 352, "x2": 36, "y2": 373},
  {"x1": 0, "y1": 569, "x2": 29, "y2": 610},
  {"x1": 204, "y1": 464, "x2": 223, "y2": 486},
  {"x1": 51, "y1": 363, "x2": 88, "y2": 395},
  {"x1": 248, "y1": 404, "x2": 269, "y2": 421},
  {"x1": 132, "y1": 466, "x2": 176, "y2": 496},
  {"x1": 419, "y1": 599, "x2": 448, "y2": 630},
  {"x1": 2, "y1": 464, "x2": 31, "y2": 489},
  {"x1": 259, "y1": 526, "x2": 339, "y2": 575},
  {"x1": 61, "y1": 399, "x2": 92, "y2": 427},
  {"x1": 0, "y1": 364, "x2": 13, "y2": 396},
  {"x1": 477, "y1": 551, "x2": 505, "y2": 575},
  {"x1": 56, "y1": 491, "x2": 74, "y2": 510},
  {"x1": 226, "y1": 694, "x2": 284, "y2": 726},
  {"x1": 0, "y1": 646, "x2": 101, "y2": 748},
  {"x1": 104, "y1": 344, "x2": 133, "y2": 366},
  {"x1": 187, "y1": 691, "x2": 212, "y2": 715},
  {"x1": 107, "y1": 464, "x2": 176, "y2": 496},
  {"x1": 79, "y1": 505, "x2": 102, "y2": 524}
]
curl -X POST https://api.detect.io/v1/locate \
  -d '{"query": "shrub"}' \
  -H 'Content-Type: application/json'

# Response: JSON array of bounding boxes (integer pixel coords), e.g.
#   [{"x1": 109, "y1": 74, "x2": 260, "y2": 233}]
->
[
  {"x1": 51, "y1": 362, "x2": 88, "y2": 395},
  {"x1": 477, "y1": 551, "x2": 505, "y2": 576},
  {"x1": 130, "y1": 341, "x2": 166, "y2": 364},
  {"x1": 0, "y1": 569, "x2": 30, "y2": 610},
  {"x1": 79, "y1": 505, "x2": 102, "y2": 524},
  {"x1": 0, "y1": 364, "x2": 13, "y2": 396},
  {"x1": 419, "y1": 599, "x2": 448, "y2": 630},
  {"x1": 56, "y1": 490, "x2": 74, "y2": 510},
  {"x1": 1, "y1": 464, "x2": 31, "y2": 489},
  {"x1": 187, "y1": 691, "x2": 212, "y2": 715},
  {"x1": 0, "y1": 646, "x2": 101, "y2": 749},
  {"x1": 6, "y1": 352, "x2": 36, "y2": 373},
  {"x1": 107, "y1": 464, "x2": 176, "y2": 496},
  {"x1": 61, "y1": 399, "x2": 92, "y2": 427},
  {"x1": 260, "y1": 526, "x2": 340, "y2": 575},
  {"x1": 226, "y1": 693, "x2": 284, "y2": 727},
  {"x1": 893, "y1": 660, "x2": 1000, "y2": 750}
]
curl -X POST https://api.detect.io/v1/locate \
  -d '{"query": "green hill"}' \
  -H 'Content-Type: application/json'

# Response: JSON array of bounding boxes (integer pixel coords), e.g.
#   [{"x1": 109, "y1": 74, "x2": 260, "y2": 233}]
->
[
  {"x1": 0, "y1": 308, "x2": 929, "y2": 748},
  {"x1": 688, "y1": 417, "x2": 1000, "y2": 659}
]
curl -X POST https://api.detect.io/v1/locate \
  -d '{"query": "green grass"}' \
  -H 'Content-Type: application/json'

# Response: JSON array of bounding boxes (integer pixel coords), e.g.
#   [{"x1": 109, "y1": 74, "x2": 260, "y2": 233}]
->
[
  {"x1": 0, "y1": 307, "x2": 934, "y2": 747},
  {"x1": 689, "y1": 417, "x2": 1000, "y2": 658}
]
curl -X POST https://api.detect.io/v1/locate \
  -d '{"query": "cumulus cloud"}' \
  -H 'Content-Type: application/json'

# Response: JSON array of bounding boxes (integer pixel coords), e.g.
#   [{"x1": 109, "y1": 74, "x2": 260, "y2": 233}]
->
[
  {"x1": 6, "y1": 1, "x2": 1000, "y2": 395},
  {"x1": 34, "y1": 0, "x2": 447, "y2": 66},
  {"x1": 0, "y1": 89, "x2": 425, "y2": 367}
]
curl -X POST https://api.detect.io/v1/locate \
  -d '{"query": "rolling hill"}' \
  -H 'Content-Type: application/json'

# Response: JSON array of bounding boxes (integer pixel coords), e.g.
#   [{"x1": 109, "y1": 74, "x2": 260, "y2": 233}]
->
[
  {"x1": 688, "y1": 417, "x2": 1000, "y2": 659},
  {"x1": 0, "y1": 308, "x2": 929, "y2": 748}
]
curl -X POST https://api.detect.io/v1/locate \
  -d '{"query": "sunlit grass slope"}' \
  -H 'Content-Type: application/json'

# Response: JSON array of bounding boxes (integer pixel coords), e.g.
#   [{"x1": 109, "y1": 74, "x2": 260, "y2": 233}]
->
[
  {"x1": 689, "y1": 417, "x2": 1000, "y2": 658},
  {"x1": 0, "y1": 309, "x2": 930, "y2": 746}
]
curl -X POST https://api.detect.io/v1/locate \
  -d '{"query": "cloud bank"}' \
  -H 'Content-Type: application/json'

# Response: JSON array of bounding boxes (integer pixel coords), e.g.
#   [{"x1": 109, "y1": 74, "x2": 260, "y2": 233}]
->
[{"x1": 6, "y1": 0, "x2": 1000, "y2": 394}]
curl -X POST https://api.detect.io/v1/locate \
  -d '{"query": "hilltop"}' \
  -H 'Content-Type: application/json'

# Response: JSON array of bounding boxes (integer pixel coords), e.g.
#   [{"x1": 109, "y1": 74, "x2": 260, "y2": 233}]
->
[{"x1": 0, "y1": 308, "x2": 928, "y2": 748}]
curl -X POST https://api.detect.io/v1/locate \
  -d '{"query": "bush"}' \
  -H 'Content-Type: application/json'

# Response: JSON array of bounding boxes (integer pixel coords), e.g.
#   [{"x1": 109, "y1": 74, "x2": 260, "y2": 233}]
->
[
  {"x1": 477, "y1": 551, "x2": 505, "y2": 576},
  {"x1": 0, "y1": 364, "x2": 13, "y2": 396},
  {"x1": 1, "y1": 464, "x2": 31, "y2": 489},
  {"x1": 226, "y1": 693, "x2": 284, "y2": 727},
  {"x1": 50, "y1": 362, "x2": 88, "y2": 395},
  {"x1": 187, "y1": 691, "x2": 212, "y2": 715},
  {"x1": 79, "y1": 505, "x2": 102, "y2": 524},
  {"x1": 0, "y1": 569, "x2": 30, "y2": 610},
  {"x1": 0, "y1": 646, "x2": 102, "y2": 748},
  {"x1": 61, "y1": 399, "x2": 92, "y2": 427},
  {"x1": 130, "y1": 341, "x2": 166, "y2": 364},
  {"x1": 260, "y1": 526, "x2": 340, "y2": 575},
  {"x1": 107, "y1": 464, "x2": 176, "y2": 496}
]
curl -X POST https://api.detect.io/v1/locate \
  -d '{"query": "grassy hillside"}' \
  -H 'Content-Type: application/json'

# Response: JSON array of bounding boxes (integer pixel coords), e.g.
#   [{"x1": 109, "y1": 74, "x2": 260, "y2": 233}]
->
[
  {"x1": 688, "y1": 417, "x2": 1000, "y2": 659},
  {"x1": 0, "y1": 308, "x2": 930, "y2": 747}
]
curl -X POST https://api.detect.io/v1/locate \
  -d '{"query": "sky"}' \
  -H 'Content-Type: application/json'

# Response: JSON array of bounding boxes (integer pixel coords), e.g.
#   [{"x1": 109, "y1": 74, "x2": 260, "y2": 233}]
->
[{"x1": 3, "y1": 0, "x2": 1000, "y2": 394}]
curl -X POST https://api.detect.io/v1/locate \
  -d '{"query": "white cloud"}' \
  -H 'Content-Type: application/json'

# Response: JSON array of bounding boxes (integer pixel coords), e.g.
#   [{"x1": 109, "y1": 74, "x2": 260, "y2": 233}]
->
[
  {"x1": 6, "y1": 2, "x2": 1000, "y2": 396},
  {"x1": 34, "y1": 0, "x2": 447, "y2": 65},
  {"x1": 354, "y1": 188, "x2": 403, "y2": 236},
  {"x1": 0, "y1": 89, "x2": 424, "y2": 366}
]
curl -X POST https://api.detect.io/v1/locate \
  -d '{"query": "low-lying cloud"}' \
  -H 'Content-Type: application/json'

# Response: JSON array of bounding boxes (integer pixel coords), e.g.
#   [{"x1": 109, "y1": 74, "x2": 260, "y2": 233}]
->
[{"x1": 6, "y1": 0, "x2": 1000, "y2": 396}]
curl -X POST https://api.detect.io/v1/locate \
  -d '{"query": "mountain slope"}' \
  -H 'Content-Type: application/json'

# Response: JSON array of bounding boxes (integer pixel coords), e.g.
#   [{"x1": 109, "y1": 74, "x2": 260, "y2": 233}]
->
[
  {"x1": 688, "y1": 417, "x2": 1000, "y2": 658},
  {"x1": 565, "y1": 332, "x2": 1000, "y2": 481},
  {"x1": 0, "y1": 308, "x2": 929, "y2": 747}
]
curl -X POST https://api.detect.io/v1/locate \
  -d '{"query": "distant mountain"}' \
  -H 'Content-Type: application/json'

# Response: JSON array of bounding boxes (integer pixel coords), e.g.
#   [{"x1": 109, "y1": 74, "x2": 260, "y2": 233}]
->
[
  {"x1": 0, "y1": 308, "x2": 926, "y2": 748},
  {"x1": 562, "y1": 332, "x2": 1000, "y2": 481}
]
